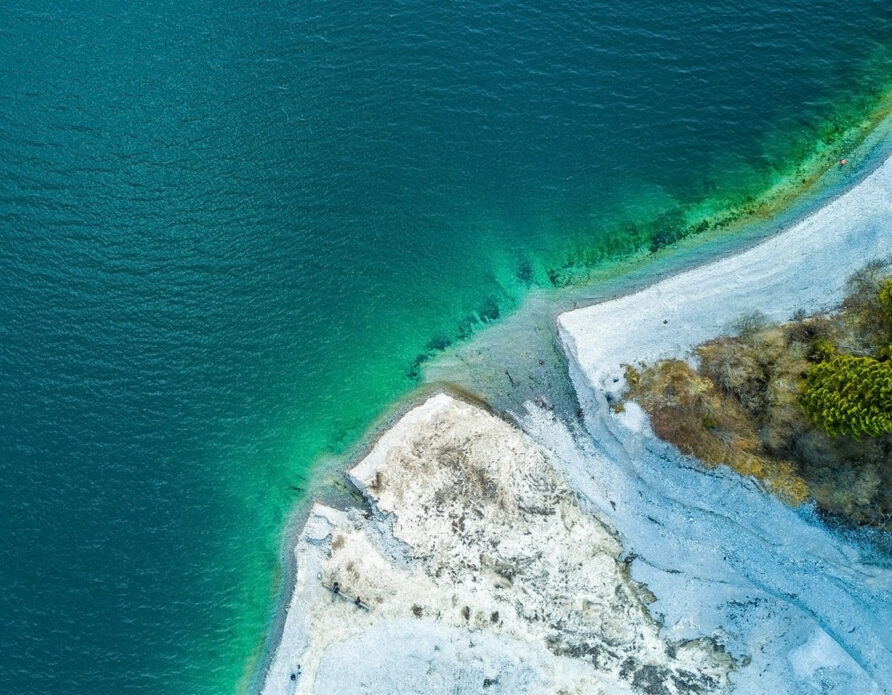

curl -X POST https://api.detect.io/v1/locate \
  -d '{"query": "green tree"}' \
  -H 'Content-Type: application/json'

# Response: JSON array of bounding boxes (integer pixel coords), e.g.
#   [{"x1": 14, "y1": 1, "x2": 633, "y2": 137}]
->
[{"x1": 799, "y1": 355, "x2": 892, "y2": 438}]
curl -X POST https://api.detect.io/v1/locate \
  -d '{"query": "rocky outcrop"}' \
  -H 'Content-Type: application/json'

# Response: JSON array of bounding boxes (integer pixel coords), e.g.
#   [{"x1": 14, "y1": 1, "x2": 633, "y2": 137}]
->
[{"x1": 262, "y1": 394, "x2": 732, "y2": 694}]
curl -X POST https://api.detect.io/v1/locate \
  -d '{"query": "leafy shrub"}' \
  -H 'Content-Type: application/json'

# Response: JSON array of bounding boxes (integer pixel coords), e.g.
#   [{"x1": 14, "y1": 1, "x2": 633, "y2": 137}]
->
[
  {"x1": 731, "y1": 310, "x2": 769, "y2": 340},
  {"x1": 879, "y1": 277, "x2": 892, "y2": 324},
  {"x1": 799, "y1": 356, "x2": 892, "y2": 438},
  {"x1": 627, "y1": 359, "x2": 809, "y2": 504},
  {"x1": 629, "y1": 264, "x2": 892, "y2": 528},
  {"x1": 809, "y1": 338, "x2": 836, "y2": 363}
]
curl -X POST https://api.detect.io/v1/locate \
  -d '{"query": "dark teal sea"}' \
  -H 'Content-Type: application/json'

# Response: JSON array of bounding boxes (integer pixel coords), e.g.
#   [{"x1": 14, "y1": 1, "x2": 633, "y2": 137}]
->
[{"x1": 1, "y1": 1, "x2": 890, "y2": 693}]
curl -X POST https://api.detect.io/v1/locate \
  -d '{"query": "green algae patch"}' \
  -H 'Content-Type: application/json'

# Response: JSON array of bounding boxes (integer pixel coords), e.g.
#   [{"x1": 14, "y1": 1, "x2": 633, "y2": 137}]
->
[{"x1": 625, "y1": 265, "x2": 892, "y2": 529}]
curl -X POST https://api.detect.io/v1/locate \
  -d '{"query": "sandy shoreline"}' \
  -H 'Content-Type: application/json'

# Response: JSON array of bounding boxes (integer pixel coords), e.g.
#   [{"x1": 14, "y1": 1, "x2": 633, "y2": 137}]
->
[
  {"x1": 558, "y1": 154, "x2": 892, "y2": 401},
  {"x1": 256, "y1": 145, "x2": 892, "y2": 694}
]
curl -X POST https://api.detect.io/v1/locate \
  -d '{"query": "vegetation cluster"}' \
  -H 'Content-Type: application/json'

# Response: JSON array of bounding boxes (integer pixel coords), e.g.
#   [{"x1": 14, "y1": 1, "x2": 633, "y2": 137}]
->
[{"x1": 626, "y1": 262, "x2": 892, "y2": 530}]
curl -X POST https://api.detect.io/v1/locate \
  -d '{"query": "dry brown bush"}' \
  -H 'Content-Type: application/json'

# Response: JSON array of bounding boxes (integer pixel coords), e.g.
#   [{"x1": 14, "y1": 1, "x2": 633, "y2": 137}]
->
[
  {"x1": 628, "y1": 360, "x2": 809, "y2": 505},
  {"x1": 625, "y1": 268, "x2": 892, "y2": 529}
]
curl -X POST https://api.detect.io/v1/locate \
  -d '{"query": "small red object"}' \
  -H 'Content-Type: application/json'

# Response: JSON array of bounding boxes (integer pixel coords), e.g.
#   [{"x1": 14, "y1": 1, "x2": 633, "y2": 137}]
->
[{"x1": 840, "y1": 159, "x2": 847, "y2": 165}]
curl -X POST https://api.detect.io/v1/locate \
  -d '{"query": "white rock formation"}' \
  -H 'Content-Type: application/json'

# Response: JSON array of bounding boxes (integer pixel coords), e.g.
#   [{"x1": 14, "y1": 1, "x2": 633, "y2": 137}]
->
[{"x1": 262, "y1": 394, "x2": 732, "y2": 694}]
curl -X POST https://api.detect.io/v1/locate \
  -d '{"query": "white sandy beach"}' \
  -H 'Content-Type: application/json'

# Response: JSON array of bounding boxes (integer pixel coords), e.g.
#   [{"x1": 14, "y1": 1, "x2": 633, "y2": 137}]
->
[{"x1": 260, "y1": 155, "x2": 892, "y2": 694}]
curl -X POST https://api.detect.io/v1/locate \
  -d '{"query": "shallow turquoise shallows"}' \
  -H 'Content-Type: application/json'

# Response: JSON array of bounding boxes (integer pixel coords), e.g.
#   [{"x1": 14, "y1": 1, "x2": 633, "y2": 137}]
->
[{"x1": 1, "y1": 1, "x2": 890, "y2": 693}]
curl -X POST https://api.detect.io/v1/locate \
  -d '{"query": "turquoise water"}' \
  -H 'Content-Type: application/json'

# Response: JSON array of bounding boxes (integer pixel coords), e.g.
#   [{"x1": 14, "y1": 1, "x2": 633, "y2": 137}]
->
[{"x1": 1, "y1": 1, "x2": 890, "y2": 693}]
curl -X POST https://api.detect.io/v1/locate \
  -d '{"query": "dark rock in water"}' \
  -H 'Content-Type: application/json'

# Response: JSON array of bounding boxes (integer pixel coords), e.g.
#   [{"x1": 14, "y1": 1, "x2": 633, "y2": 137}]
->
[
  {"x1": 478, "y1": 298, "x2": 501, "y2": 323},
  {"x1": 516, "y1": 262, "x2": 533, "y2": 285},
  {"x1": 425, "y1": 335, "x2": 453, "y2": 352}
]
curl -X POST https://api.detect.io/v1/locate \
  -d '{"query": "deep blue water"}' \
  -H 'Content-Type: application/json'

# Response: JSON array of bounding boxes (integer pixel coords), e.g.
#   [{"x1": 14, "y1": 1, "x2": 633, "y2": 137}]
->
[{"x1": 1, "y1": 1, "x2": 890, "y2": 693}]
